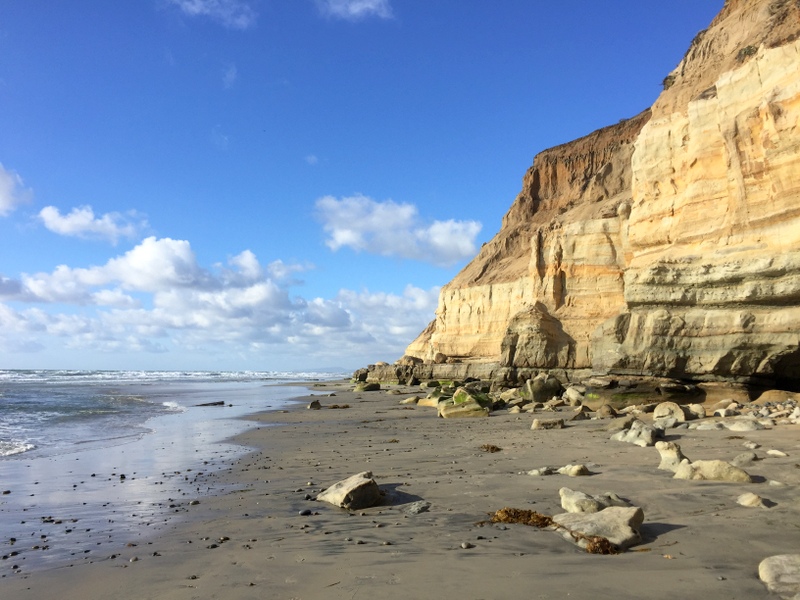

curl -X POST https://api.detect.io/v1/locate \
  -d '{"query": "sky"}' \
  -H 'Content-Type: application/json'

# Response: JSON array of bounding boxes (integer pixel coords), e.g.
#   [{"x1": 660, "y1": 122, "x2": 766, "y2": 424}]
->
[{"x1": 0, "y1": 0, "x2": 725, "y2": 372}]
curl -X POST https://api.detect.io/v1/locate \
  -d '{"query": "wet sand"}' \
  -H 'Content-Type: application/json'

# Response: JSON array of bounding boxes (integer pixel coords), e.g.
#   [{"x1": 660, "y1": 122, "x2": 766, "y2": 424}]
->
[{"x1": 2, "y1": 381, "x2": 798, "y2": 599}]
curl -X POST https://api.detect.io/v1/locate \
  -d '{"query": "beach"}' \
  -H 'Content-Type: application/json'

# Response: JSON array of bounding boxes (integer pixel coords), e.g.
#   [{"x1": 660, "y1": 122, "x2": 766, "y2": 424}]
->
[{"x1": 1, "y1": 379, "x2": 798, "y2": 599}]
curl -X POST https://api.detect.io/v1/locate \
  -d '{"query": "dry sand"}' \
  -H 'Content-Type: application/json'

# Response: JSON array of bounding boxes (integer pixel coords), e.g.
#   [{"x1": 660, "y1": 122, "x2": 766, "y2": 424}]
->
[{"x1": 2, "y1": 381, "x2": 798, "y2": 599}]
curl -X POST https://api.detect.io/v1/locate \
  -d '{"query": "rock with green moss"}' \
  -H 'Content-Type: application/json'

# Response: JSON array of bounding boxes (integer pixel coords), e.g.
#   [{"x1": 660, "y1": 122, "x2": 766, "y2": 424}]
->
[
  {"x1": 439, "y1": 397, "x2": 490, "y2": 418},
  {"x1": 354, "y1": 382, "x2": 381, "y2": 392},
  {"x1": 452, "y1": 387, "x2": 493, "y2": 408},
  {"x1": 435, "y1": 387, "x2": 493, "y2": 418}
]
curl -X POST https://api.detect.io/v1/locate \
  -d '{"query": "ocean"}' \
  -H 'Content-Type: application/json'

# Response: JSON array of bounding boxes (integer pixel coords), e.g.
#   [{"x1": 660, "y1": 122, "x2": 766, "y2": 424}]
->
[{"x1": 0, "y1": 369, "x2": 347, "y2": 575}]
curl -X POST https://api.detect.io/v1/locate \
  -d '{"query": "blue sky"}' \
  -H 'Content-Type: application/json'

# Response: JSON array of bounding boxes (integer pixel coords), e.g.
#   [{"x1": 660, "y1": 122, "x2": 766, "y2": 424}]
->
[{"x1": 0, "y1": 0, "x2": 724, "y2": 371}]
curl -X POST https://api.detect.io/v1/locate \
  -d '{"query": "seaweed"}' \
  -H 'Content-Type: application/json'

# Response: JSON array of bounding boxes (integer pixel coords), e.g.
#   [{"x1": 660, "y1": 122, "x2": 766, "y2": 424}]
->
[
  {"x1": 489, "y1": 507, "x2": 621, "y2": 555},
  {"x1": 480, "y1": 444, "x2": 502, "y2": 453}
]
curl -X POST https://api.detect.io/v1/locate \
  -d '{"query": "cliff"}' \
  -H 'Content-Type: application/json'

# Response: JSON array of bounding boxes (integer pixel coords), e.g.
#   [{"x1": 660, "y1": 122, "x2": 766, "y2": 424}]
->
[{"x1": 401, "y1": 0, "x2": 800, "y2": 388}]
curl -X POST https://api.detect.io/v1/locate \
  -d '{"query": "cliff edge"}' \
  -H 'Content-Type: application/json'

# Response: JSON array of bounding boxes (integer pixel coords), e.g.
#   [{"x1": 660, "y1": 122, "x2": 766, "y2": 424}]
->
[{"x1": 400, "y1": 0, "x2": 800, "y2": 388}]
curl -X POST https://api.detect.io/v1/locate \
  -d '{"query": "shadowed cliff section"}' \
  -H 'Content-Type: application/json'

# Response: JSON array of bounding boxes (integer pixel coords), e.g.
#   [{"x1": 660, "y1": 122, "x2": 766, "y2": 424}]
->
[{"x1": 396, "y1": 0, "x2": 800, "y2": 389}]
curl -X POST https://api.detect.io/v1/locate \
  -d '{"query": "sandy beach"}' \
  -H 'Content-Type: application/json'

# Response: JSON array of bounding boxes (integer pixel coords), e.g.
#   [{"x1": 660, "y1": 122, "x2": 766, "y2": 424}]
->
[{"x1": 2, "y1": 379, "x2": 798, "y2": 600}]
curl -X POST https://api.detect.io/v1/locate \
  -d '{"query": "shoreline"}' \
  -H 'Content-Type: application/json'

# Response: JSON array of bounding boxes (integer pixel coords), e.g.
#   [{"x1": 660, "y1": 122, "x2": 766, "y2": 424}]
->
[
  {"x1": 2, "y1": 379, "x2": 798, "y2": 599},
  {"x1": 0, "y1": 379, "x2": 321, "y2": 577}
]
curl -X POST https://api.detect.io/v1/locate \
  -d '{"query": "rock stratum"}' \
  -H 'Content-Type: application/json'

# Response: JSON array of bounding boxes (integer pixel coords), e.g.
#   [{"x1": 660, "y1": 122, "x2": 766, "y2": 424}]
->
[{"x1": 391, "y1": 0, "x2": 800, "y2": 388}]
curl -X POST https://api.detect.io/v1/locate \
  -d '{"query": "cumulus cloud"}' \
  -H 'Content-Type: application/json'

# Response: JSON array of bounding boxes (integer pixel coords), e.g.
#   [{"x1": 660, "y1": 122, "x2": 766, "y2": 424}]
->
[
  {"x1": 316, "y1": 0, "x2": 393, "y2": 20},
  {"x1": 316, "y1": 194, "x2": 481, "y2": 267},
  {"x1": 0, "y1": 234, "x2": 440, "y2": 366},
  {"x1": 38, "y1": 205, "x2": 146, "y2": 244},
  {"x1": 166, "y1": 0, "x2": 257, "y2": 29},
  {"x1": 0, "y1": 163, "x2": 32, "y2": 216}
]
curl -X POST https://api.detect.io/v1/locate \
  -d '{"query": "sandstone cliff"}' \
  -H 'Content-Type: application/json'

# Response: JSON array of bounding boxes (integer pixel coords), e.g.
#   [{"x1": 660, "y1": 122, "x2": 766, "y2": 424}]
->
[{"x1": 402, "y1": 0, "x2": 800, "y2": 388}]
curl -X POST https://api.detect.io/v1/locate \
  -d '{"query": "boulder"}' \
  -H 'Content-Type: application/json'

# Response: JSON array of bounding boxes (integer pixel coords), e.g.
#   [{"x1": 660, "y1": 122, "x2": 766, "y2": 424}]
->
[
  {"x1": 439, "y1": 391, "x2": 490, "y2": 418},
  {"x1": 355, "y1": 382, "x2": 381, "y2": 392},
  {"x1": 557, "y1": 464, "x2": 590, "y2": 477},
  {"x1": 685, "y1": 403, "x2": 707, "y2": 419},
  {"x1": 559, "y1": 487, "x2": 630, "y2": 513},
  {"x1": 759, "y1": 555, "x2": 800, "y2": 599},
  {"x1": 731, "y1": 451, "x2": 758, "y2": 467},
  {"x1": 551, "y1": 506, "x2": 644, "y2": 551},
  {"x1": 520, "y1": 374, "x2": 563, "y2": 403},
  {"x1": 307, "y1": 399, "x2": 322, "y2": 410},
  {"x1": 499, "y1": 388, "x2": 522, "y2": 402},
  {"x1": 317, "y1": 472, "x2": 382, "y2": 510},
  {"x1": 451, "y1": 386, "x2": 492, "y2": 408},
  {"x1": 399, "y1": 396, "x2": 420, "y2": 405},
  {"x1": 673, "y1": 459, "x2": 752, "y2": 483},
  {"x1": 737, "y1": 492, "x2": 768, "y2": 508},
  {"x1": 653, "y1": 401, "x2": 686, "y2": 422},
  {"x1": 596, "y1": 404, "x2": 618, "y2": 419},
  {"x1": 655, "y1": 441, "x2": 689, "y2": 472},
  {"x1": 564, "y1": 387, "x2": 585, "y2": 406},
  {"x1": 611, "y1": 419, "x2": 657, "y2": 447}
]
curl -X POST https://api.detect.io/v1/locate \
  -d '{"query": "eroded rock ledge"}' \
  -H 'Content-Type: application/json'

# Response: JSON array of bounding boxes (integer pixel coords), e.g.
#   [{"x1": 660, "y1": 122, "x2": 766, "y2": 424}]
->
[{"x1": 394, "y1": 0, "x2": 800, "y2": 390}]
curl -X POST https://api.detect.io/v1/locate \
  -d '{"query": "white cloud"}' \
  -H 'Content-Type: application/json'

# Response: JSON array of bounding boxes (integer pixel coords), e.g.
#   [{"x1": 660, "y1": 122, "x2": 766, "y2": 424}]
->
[
  {"x1": 38, "y1": 205, "x2": 146, "y2": 244},
  {"x1": 167, "y1": 0, "x2": 257, "y2": 29},
  {"x1": 316, "y1": 194, "x2": 481, "y2": 267},
  {"x1": 222, "y1": 63, "x2": 238, "y2": 88},
  {"x1": 0, "y1": 163, "x2": 32, "y2": 217},
  {"x1": 0, "y1": 234, "x2": 440, "y2": 366},
  {"x1": 316, "y1": 0, "x2": 393, "y2": 20},
  {"x1": 305, "y1": 154, "x2": 319, "y2": 166}
]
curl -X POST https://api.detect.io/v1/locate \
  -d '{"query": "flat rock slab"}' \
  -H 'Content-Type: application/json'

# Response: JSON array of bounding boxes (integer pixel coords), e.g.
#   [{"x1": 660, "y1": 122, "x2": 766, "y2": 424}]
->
[
  {"x1": 759, "y1": 554, "x2": 800, "y2": 598},
  {"x1": 317, "y1": 471, "x2": 382, "y2": 510},
  {"x1": 551, "y1": 506, "x2": 644, "y2": 551}
]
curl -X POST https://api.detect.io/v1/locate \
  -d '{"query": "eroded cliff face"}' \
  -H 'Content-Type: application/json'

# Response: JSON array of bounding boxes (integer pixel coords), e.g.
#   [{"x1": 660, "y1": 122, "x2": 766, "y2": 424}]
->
[{"x1": 404, "y1": 0, "x2": 800, "y2": 387}]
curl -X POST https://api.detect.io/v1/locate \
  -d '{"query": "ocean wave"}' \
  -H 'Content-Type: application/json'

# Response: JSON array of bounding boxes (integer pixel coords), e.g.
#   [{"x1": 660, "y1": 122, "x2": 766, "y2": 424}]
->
[
  {"x1": 0, "y1": 369, "x2": 350, "y2": 384},
  {"x1": 0, "y1": 440, "x2": 36, "y2": 457},
  {"x1": 161, "y1": 401, "x2": 187, "y2": 413}
]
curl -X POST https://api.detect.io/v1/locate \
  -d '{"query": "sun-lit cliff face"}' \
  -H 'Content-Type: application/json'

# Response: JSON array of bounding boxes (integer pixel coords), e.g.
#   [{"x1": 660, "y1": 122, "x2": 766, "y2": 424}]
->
[{"x1": 403, "y1": 0, "x2": 800, "y2": 386}]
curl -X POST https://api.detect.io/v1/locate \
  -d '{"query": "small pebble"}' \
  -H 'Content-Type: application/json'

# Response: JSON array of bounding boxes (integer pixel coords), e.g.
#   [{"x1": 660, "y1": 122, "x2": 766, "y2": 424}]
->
[
  {"x1": 461, "y1": 542, "x2": 474, "y2": 549},
  {"x1": 299, "y1": 509, "x2": 312, "y2": 516}
]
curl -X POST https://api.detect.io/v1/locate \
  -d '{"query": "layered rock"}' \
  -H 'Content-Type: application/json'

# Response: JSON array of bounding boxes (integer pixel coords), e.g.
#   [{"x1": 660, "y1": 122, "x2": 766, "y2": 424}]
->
[{"x1": 400, "y1": 0, "x2": 800, "y2": 388}]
